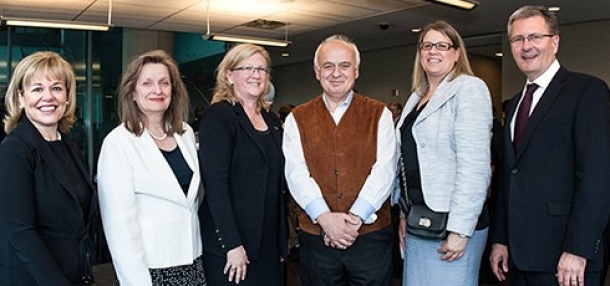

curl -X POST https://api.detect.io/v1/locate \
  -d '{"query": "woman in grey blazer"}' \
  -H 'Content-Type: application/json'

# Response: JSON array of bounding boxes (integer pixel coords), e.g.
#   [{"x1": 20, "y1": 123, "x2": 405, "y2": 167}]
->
[{"x1": 396, "y1": 21, "x2": 492, "y2": 286}]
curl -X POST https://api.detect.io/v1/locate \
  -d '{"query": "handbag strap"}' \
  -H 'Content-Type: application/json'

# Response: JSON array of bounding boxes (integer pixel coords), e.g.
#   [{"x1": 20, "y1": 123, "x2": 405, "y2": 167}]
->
[{"x1": 399, "y1": 156, "x2": 412, "y2": 208}]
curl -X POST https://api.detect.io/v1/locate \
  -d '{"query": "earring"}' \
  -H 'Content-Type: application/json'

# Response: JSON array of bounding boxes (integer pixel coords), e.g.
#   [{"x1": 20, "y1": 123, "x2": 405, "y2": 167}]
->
[{"x1": 228, "y1": 81, "x2": 234, "y2": 86}]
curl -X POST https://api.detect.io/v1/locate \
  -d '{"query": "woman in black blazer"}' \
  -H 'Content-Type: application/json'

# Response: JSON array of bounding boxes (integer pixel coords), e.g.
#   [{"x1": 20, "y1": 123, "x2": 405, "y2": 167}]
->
[
  {"x1": 0, "y1": 51, "x2": 98, "y2": 285},
  {"x1": 198, "y1": 44, "x2": 288, "y2": 285}
]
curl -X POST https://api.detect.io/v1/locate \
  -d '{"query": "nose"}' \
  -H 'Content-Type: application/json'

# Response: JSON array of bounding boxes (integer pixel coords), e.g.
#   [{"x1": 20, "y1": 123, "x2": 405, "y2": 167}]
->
[{"x1": 152, "y1": 83, "x2": 161, "y2": 93}]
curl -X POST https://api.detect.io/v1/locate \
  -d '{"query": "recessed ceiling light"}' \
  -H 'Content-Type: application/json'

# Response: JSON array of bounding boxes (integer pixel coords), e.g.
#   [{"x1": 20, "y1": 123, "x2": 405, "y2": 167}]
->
[
  {"x1": 495, "y1": 52, "x2": 503, "y2": 57},
  {"x1": 281, "y1": 52, "x2": 290, "y2": 57},
  {"x1": 411, "y1": 27, "x2": 422, "y2": 33},
  {"x1": 548, "y1": 6, "x2": 560, "y2": 12}
]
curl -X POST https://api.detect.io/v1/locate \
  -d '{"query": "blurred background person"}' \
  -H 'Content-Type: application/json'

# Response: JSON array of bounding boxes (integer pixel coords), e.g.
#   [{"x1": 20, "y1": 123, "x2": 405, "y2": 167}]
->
[
  {"x1": 387, "y1": 101, "x2": 403, "y2": 125},
  {"x1": 395, "y1": 20, "x2": 492, "y2": 286},
  {"x1": 0, "y1": 51, "x2": 98, "y2": 285},
  {"x1": 97, "y1": 50, "x2": 206, "y2": 285},
  {"x1": 198, "y1": 44, "x2": 287, "y2": 285}
]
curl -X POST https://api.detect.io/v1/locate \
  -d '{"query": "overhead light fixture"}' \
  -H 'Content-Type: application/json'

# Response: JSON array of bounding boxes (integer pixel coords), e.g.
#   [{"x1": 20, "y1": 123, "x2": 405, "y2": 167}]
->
[
  {"x1": 428, "y1": 0, "x2": 479, "y2": 10},
  {"x1": 1, "y1": 0, "x2": 112, "y2": 31},
  {"x1": 2, "y1": 17, "x2": 110, "y2": 31},
  {"x1": 202, "y1": 0, "x2": 290, "y2": 47},
  {"x1": 203, "y1": 33, "x2": 291, "y2": 47}
]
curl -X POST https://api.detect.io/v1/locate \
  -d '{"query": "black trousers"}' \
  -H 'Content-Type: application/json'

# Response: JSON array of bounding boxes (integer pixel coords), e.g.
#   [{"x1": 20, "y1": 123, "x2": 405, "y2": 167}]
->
[
  {"x1": 298, "y1": 226, "x2": 393, "y2": 286},
  {"x1": 509, "y1": 266, "x2": 602, "y2": 286}
]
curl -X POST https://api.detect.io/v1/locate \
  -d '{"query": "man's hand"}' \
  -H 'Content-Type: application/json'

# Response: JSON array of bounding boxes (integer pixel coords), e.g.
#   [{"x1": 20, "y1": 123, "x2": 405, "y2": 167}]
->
[
  {"x1": 490, "y1": 243, "x2": 509, "y2": 281},
  {"x1": 317, "y1": 212, "x2": 359, "y2": 249},
  {"x1": 557, "y1": 252, "x2": 587, "y2": 286}
]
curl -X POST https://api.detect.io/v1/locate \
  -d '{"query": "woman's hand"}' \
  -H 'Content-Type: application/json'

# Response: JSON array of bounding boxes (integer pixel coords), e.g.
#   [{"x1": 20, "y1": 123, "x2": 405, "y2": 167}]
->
[
  {"x1": 438, "y1": 232, "x2": 468, "y2": 261},
  {"x1": 224, "y1": 245, "x2": 249, "y2": 284}
]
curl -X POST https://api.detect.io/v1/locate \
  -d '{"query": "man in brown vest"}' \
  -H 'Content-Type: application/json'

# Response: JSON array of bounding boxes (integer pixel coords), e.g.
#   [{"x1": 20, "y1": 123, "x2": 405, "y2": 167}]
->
[{"x1": 283, "y1": 35, "x2": 397, "y2": 285}]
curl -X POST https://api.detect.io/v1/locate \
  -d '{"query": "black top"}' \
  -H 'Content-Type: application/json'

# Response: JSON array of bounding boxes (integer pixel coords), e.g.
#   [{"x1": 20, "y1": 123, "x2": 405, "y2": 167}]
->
[
  {"x1": 255, "y1": 128, "x2": 282, "y2": 258},
  {"x1": 399, "y1": 103, "x2": 426, "y2": 204},
  {"x1": 160, "y1": 147, "x2": 193, "y2": 195},
  {"x1": 48, "y1": 140, "x2": 92, "y2": 215}
]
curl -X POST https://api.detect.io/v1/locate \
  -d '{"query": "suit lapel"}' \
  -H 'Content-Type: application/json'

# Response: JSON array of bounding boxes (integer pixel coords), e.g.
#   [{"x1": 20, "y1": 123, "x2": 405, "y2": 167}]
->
[
  {"x1": 414, "y1": 76, "x2": 458, "y2": 125},
  {"x1": 514, "y1": 68, "x2": 568, "y2": 157},
  {"x1": 234, "y1": 103, "x2": 267, "y2": 162},
  {"x1": 174, "y1": 131, "x2": 201, "y2": 205},
  {"x1": 14, "y1": 116, "x2": 84, "y2": 212}
]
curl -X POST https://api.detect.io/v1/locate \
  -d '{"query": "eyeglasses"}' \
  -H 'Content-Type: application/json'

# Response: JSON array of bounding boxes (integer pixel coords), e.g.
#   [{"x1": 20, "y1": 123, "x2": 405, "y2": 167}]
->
[
  {"x1": 231, "y1": 66, "x2": 270, "y2": 74},
  {"x1": 509, "y1": 34, "x2": 555, "y2": 46},
  {"x1": 418, "y1": 41, "x2": 455, "y2": 51}
]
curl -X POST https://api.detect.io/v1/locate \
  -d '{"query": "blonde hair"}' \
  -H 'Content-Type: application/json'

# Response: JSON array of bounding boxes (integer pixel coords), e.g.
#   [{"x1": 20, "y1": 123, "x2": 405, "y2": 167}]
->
[
  {"x1": 3, "y1": 51, "x2": 77, "y2": 134},
  {"x1": 211, "y1": 44, "x2": 271, "y2": 112},
  {"x1": 411, "y1": 20, "x2": 473, "y2": 95},
  {"x1": 117, "y1": 50, "x2": 189, "y2": 136}
]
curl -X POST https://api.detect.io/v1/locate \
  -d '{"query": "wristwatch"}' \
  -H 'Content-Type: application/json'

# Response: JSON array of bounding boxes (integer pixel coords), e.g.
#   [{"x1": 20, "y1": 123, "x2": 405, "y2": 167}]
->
[{"x1": 457, "y1": 233, "x2": 470, "y2": 239}]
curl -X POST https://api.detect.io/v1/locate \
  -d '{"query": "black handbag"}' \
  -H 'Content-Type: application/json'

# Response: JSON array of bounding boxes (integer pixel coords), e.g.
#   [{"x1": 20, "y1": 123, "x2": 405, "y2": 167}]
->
[
  {"x1": 405, "y1": 204, "x2": 448, "y2": 240},
  {"x1": 398, "y1": 157, "x2": 449, "y2": 240}
]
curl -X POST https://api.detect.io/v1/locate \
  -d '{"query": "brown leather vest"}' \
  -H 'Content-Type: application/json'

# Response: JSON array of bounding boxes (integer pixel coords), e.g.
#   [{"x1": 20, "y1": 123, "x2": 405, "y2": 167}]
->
[{"x1": 291, "y1": 94, "x2": 392, "y2": 235}]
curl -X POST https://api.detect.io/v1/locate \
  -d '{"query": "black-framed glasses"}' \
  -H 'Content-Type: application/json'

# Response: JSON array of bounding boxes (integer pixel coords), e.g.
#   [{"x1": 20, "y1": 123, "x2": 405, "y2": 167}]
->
[
  {"x1": 418, "y1": 41, "x2": 455, "y2": 51},
  {"x1": 509, "y1": 34, "x2": 555, "y2": 46},
  {"x1": 231, "y1": 66, "x2": 270, "y2": 74}
]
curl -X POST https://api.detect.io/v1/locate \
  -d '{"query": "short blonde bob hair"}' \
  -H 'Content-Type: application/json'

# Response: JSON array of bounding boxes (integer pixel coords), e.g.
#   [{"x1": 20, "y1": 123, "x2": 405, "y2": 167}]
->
[
  {"x1": 211, "y1": 44, "x2": 271, "y2": 112},
  {"x1": 3, "y1": 51, "x2": 77, "y2": 134},
  {"x1": 117, "y1": 50, "x2": 189, "y2": 136}
]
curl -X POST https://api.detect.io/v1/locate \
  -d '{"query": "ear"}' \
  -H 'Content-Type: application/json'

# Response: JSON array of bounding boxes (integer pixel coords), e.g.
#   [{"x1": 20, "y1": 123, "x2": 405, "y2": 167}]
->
[
  {"x1": 313, "y1": 65, "x2": 321, "y2": 81},
  {"x1": 226, "y1": 69, "x2": 234, "y2": 85},
  {"x1": 18, "y1": 91, "x2": 25, "y2": 107}
]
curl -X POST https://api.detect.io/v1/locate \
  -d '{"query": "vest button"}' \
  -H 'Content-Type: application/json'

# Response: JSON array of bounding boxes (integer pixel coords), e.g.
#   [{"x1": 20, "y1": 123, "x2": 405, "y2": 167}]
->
[
  {"x1": 334, "y1": 169, "x2": 339, "y2": 175},
  {"x1": 511, "y1": 169, "x2": 518, "y2": 175}
]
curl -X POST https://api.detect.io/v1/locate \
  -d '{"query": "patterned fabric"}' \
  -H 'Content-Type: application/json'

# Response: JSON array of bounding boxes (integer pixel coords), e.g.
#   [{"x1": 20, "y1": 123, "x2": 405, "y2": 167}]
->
[{"x1": 149, "y1": 256, "x2": 207, "y2": 286}]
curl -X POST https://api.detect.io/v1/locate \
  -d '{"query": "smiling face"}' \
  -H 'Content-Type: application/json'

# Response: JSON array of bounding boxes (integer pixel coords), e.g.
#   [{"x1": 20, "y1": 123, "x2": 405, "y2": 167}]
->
[
  {"x1": 19, "y1": 73, "x2": 68, "y2": 135},
  {"x1": 420, "y1": 30, "x2": 460, "y2": 83},
  {"x1": 226, "y1": 52, "x2": 269, "y2": 102},
  {"x1": 314, "y1": 40, "x2": 359, "y2": 101},
  {"x1": 509, "y1": 15, "x2": 559, "y2": 81},
  {"x1": 133, "y1": 63, "x2": 172, "y2": 119}
]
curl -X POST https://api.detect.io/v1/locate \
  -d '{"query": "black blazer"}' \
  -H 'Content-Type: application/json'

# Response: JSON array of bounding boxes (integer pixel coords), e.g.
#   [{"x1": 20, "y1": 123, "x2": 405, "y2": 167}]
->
[
  {"x1": 491, "y1": 67, "x2": 610, "y2": 272},
  {"x1": 198, "y1": 101, "x2": 288, "y2": 260},
  {"x1": 0, "y1": 115, "x2": 98, "y2": 285}
]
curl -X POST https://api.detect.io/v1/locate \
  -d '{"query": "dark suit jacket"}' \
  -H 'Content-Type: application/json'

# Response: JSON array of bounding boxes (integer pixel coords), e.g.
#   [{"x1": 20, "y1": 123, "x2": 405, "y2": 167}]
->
[
  {"x1": 198, "y1": 101, "x2": 288, "y2": 260},
  {"x1": 491, "y1": 67, "x2": 610, "y2": 272},
  {"x1": 0, "y1": 115, "x2": 98, "y2": 286}
]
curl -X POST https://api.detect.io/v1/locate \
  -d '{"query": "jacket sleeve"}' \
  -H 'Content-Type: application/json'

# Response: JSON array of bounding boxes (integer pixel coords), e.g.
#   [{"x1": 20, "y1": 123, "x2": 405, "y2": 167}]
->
[
  {"x1": 563, "y1": 77, "x2": 610, "y2": 259},
  {"x1": 447, "y1": 77, "x2": 493, "y2": 236},
  {"x1": 0, "y1": 139, "x2": 71, "y2": 285},
  {"x1": 97, "y1": 133, "x2": 153, "y2": 286},
  {"x1": 198, "y1": 104, "x2": 243, "y2": 253}
]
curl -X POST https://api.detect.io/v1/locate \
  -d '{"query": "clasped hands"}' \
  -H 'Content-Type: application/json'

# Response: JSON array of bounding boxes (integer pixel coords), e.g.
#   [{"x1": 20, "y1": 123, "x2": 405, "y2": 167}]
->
[{"x1": 317, "y1": 212, "x2": 362, "y2": 250}]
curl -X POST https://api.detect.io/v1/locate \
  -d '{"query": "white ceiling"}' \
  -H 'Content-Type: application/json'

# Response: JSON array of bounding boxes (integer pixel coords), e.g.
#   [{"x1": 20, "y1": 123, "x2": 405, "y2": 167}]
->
[{"x1": 1, "y1": 0, "x2": 610, "y2": 66}]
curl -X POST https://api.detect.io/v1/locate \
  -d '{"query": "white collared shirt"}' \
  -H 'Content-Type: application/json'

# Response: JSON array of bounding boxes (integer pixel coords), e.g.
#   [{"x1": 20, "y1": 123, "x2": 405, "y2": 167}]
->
[{"x1": 510, "y1": 60, "x2": 561, "y2": 141}]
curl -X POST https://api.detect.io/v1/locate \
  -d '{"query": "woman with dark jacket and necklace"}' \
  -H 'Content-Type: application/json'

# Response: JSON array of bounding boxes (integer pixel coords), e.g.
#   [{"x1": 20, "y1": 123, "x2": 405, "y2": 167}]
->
[{"x1": 0, "y1": 51, "x2": 98, "y2": 285}]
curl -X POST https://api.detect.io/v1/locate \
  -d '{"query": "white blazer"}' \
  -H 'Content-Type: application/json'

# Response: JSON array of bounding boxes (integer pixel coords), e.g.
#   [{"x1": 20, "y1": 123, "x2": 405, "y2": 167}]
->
[
  {"x1": 395, "y1": 74, "x2": 492, "y2": 236},
  {"x1": 97, "y1": 123, "x2": 203, "y2": 286}
]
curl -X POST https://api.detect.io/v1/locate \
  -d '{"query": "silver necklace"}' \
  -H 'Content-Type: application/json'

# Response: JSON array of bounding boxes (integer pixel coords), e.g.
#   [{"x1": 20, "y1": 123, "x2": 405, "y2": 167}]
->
[{"x1": 147, "y1": 129, "x2": 168, "y2": 141}]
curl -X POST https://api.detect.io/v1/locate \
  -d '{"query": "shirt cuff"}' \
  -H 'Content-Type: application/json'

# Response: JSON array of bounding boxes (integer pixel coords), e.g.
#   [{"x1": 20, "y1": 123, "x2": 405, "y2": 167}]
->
[
  {"x1": 350, "y1": 198, "x2": 377, "y2": 224},
  {"x1": 305, "y1": 198, "x2": 331, "y2": 223}
]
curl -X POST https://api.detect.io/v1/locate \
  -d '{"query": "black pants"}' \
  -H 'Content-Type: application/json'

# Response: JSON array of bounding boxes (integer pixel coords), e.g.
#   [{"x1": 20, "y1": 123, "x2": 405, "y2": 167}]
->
[
  {"x1": 298, "y1": 226, "x2": 393, "y2": 286},
  {"x1": 509, "y1": 266, "x2": 602, "y2": 286}
]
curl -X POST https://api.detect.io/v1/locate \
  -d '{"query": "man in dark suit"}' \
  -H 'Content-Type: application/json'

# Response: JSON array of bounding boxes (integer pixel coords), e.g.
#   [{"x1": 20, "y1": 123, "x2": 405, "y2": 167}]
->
[{"x1": 490, "y1": 5, "x2": 610, "y2": 286}]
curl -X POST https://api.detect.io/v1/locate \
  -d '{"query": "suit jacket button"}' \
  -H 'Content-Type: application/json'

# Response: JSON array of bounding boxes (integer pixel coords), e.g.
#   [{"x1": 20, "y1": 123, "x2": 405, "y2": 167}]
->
[
  {"x1": 221, "y1": 245, "x2": 226, "y2": 249},
  {"x1": 511, "y1": 169, "x2": 518, "y2": 175},
  {"x1": 215, "y1": 230, "x2": 220, "y2": 233}
]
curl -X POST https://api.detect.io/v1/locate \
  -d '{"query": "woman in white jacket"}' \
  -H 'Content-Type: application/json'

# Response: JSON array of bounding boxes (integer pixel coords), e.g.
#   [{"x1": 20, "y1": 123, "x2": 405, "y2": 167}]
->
[
  {"x1": 97, "y1": 50, "x2": 206, "y2": 285},
  {"x1": 396, "y1": 21, "x2": 492, "y2": 286}
]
